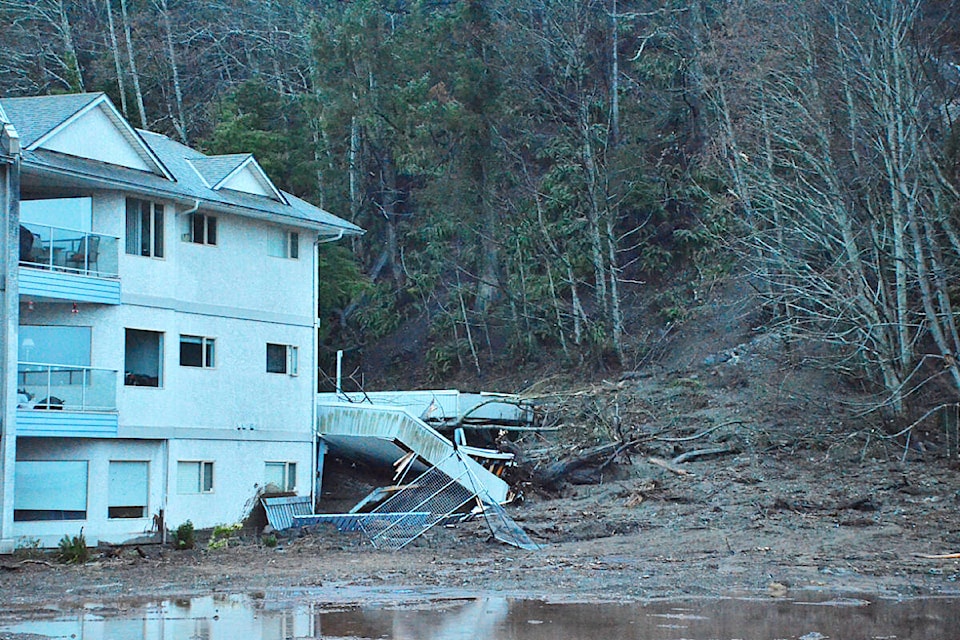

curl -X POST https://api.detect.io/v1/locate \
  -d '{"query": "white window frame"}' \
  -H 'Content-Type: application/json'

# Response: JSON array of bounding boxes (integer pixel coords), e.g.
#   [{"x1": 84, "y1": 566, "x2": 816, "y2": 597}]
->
[
  {"x1": 266, "y1": 343, "x2": 298, "y2": 376},
  {"x1": 180, "y1": 334, "x2": 215, "y2": 368},
  {"x1": 265, "y1": 461, "x2": 297, "y2": 491},
  {"x1": 269, "y1": 230, "x2": 299, "y2": 259},
  {"x1": 187, "y1": 212, "x2": 217, "y2": 246},
  {"x1": 125, "y1": 198, "x2": 164, "y2": 258},
  {"x1": 177, "y1": 460, "x2": 214, "y2": 494}
]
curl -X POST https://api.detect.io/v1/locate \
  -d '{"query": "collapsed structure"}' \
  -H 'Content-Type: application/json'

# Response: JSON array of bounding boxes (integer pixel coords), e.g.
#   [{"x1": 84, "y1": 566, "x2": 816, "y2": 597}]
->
[
  {"x1": 285, "y1": 391, "x2": 539, "y2": 550},
  {"x1": 0, "y1": 93, "x2": 536, "y2": 553}
]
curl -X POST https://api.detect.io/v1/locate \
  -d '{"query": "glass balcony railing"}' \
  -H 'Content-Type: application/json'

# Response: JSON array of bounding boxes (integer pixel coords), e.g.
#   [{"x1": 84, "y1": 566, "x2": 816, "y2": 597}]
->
[
  {"x1": 17, "y1": 362, "x2": 118, "y2": 412},
  {"x1": 19, "y1": 223, "x2": 119, "y2": 278}
]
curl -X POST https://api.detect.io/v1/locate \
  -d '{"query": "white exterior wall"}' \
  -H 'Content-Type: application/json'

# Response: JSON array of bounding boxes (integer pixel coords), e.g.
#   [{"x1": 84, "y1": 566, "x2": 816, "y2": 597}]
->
[
  {"x1": 9, "y1": 190, "x2": 320, "y2": 548},
  {"x1": 41, "y1": 108, "x2": 153, "y2": 172},
  {"x1": 163, "y1": 438, "x2": 312, "y2": 530},
  {"x1": 12, "y1": 437, "x2": 163, "y2": 548},
  {"x1": 13, "y1": 437, "x2": 312, "y2": 547}
]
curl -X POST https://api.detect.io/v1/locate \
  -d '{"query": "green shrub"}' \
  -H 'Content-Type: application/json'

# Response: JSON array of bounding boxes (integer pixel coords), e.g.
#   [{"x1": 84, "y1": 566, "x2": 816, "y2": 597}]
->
[
  {"x1": 208, "y1": 522, "x2": 242, "y2": 550},
  {"x1": 174, "y1": 520, "x2": 195, "y2": 550},
  {"x1": 57, "y1": 530, "x2": 89, "y2": 564},
  {"x1": 262, "y1": 533, "x2": 278, "y2": 548}
]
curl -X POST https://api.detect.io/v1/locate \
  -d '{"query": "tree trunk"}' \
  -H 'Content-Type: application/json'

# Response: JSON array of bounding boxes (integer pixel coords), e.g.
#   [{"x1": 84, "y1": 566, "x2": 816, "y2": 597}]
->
[
  {"x1": 156, "y1": 0, "x2": 187, "y2": 142},
  {"x1": 104, "y1": 0, "x2": 128, "y2": 117},
  {"x1": 119, "y1": 0, "x2": 147, "y2": 128}
]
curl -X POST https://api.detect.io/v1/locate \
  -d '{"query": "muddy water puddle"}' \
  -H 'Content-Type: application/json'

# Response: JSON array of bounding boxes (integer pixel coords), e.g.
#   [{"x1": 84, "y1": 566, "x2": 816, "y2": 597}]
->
[{"x1": 1, "y1": 592, "x2": 958, "y2": 639}]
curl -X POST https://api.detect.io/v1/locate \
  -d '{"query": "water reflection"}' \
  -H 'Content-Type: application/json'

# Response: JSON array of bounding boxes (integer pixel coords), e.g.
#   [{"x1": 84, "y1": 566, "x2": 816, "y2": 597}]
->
[{"x1": 3, "y1": 592, "x2": 960, "y2": 640}]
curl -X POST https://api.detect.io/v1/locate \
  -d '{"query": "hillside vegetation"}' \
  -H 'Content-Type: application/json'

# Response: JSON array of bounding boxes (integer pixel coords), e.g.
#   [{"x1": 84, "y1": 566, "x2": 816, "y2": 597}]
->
[{"x1": 4, "y1": 0, "x2": 960, "y2": 428}]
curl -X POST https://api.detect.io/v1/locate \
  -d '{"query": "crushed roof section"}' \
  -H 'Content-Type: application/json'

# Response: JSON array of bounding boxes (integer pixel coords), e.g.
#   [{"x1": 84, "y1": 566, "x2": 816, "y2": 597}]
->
[{"x1": 0, "y1": 93, "x2": 362, "y2": 235}]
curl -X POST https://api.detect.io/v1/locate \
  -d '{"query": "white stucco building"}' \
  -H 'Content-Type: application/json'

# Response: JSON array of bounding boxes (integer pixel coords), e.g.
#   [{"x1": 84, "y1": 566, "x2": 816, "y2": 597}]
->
[{"x1": 0, "y1": 93, "x2": 361, "y2": 551}]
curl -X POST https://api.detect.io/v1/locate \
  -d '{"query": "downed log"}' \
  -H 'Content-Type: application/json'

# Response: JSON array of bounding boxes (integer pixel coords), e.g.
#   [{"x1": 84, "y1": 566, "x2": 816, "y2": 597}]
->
[
  {"x1": 532, "y1": 439, "x2": 643, "y2": 488},
  {"x1": 670, "y1": 446, "x2": 733, "y2": 465},
  {"x1": 647, "y1": 456, "x2": 693, "y2": 476}
]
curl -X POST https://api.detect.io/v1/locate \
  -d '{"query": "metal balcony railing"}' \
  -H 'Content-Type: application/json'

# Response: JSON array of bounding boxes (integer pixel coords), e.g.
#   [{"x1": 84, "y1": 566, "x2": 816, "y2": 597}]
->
[
  {"x1": 17, "y1": 362, "x2": 118, "y2": 412},
  {"x1": 19, "y1": 223, "x2": 119, "y2": 278}
]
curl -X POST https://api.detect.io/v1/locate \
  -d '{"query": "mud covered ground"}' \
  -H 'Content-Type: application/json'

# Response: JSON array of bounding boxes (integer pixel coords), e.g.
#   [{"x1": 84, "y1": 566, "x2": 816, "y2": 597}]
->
[
  {"x1": 3, "y1": 286, "x2": 960, "y2": 619},
  {"x1": 2, "y1": 443, "x2": 960, "y2": 616},
  {"x1": 4, "y1": 366, "x2": 960, "y2": 616}
]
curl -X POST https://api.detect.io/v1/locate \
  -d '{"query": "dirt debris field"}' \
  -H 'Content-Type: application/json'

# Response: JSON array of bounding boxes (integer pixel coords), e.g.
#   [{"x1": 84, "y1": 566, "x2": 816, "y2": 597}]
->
[
  {"x1": 4, "y1": 351, "x2": 960, "y2": 614},
  {"x1": 3, "y1": 291, "x2": 960, "y2": 615}
]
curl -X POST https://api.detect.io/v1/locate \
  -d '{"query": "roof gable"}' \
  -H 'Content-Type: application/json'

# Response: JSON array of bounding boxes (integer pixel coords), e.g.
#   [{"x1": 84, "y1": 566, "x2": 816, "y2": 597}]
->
[
  {"x1": 217, "y1": 156, "x2": 286, "y2": 202},
  {"x1": 187, "y1": 154, "x2": 285, "y2": 202},
  {"x1": 26, "y1": 94, "x2": 172, "y2": 180}
]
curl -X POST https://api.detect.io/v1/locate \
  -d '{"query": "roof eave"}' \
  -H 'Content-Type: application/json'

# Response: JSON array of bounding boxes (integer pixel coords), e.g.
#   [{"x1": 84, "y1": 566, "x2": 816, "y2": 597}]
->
[{"x1": 21, "y1": 160, "x2": 363, "y2": 236}]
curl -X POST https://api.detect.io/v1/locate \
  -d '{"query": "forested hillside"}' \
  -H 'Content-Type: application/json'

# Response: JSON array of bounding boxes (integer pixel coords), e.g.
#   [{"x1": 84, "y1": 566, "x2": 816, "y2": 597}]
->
[{"x1": 4, "y1": 0, "x2": 960, "y2": 422}]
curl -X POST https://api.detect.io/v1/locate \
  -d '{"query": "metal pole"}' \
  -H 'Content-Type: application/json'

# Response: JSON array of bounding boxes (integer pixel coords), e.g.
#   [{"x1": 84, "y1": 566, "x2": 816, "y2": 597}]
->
[{"x1": 336, "y1": 349, "x2": 343, "y2": 396}]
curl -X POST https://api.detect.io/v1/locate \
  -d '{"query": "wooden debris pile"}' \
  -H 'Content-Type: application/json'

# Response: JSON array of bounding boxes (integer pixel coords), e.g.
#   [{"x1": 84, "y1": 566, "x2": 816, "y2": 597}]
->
[{"x1": 506, "y1": 377, "x2": 743, "y2": 491}]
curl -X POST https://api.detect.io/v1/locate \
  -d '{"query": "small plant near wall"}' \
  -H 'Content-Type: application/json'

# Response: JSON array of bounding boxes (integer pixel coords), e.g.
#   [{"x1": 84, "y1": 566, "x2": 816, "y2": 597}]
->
[
  {"x1": 262, "y1": 533, "x2": 278, "y2": 548},
  {"x1": 13, "y1": 537, "x2": 42, "y2": 560},
  {"x1": 208, "y1": 522, "x2": 242, "y2": 550},
  {"x1": 57, "y1": 530, "x2": 89, "y2": 564},
  {"x1": 173, "y1": 520, "x2": 195, "y2": 550}
]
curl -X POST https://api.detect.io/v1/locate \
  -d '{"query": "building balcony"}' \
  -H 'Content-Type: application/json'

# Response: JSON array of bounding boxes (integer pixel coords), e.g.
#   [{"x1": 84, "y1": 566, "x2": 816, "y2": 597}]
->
[
  {"x1": 16, "y1": 362, "x2": 119, "y2": 438},
  {"x1": 19, "y1": 223, "x2": 120, "y2": 305}
]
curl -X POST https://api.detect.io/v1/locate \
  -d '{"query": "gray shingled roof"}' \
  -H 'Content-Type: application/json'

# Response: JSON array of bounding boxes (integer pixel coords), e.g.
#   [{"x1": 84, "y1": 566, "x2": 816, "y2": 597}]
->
[
  {"x1": 0, "y1": 94, "x2": 101, "y2": 148},
  {"x1": 0, "y1": 93, "x2": 362, "y2": 235},
  {"x1": 188, "y1": 154, "x2": 250, "y2": 187}
]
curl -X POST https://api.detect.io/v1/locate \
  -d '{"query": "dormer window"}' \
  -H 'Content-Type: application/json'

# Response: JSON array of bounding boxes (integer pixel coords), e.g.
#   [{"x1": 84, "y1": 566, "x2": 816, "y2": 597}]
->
[{"x1": 187, "y1": 213, "x2": 217, "y2": 246}]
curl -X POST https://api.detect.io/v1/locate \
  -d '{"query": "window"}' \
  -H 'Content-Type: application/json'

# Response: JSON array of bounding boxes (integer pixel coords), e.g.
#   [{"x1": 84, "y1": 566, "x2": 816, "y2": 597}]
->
[
  {"x1": 269, "y1": 230, "x2": 299, "y2": 259},
  {"x1": 266, "y1": 343, "x2": 298, "y2": 375},
  {"x1": 187, "y1": 213, "x2": 217, "y2": 246},
  {"x1": 108, "y1": 461, "x2": 148, "y2": 519},
  {"x1": 180, "y1": 335, "x2": 215, "y2": 368},
  {"x1": 19, "y1": 326, "x2": 91, "y2": 366},
  {"x1": 125, "y1": 198, "x2": 164, "y2": 257},
  {"x1": 177, "y1": 461, "x2": 214, "y2": 494},
  {"x1": 265, "y1": 462, "x2": 297, "y2": 491},
  {"x1": 125, "y1": 329, "x2": 163, "y2": 386},
  {"x1": 286, "y1": 231, "x2": 299, "y2": 259},
  {"x1": 14, "y1": 460, "x2": 88, "y2": 521}
]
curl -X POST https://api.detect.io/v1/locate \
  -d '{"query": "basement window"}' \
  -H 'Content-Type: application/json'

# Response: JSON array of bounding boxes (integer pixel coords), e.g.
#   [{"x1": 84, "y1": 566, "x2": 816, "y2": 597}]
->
[
  {"x1": 265, "y1": 461, "x2": 297, "y2": 491},
  {"x1": 177, "y1": 461, "x2": 214, "y2": 494},
  {"x1": 13, "y1": 460, "x2": 88, "y2": 521},
  {"x1": 108, "y1": 461, "x2": 148, "y2": 519}
]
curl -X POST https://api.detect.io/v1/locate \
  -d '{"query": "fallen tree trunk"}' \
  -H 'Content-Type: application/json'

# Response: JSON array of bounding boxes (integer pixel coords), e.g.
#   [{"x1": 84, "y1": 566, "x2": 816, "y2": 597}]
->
[{"x1": 529, "y1": 439, "x2": 643, "y2": 489}]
